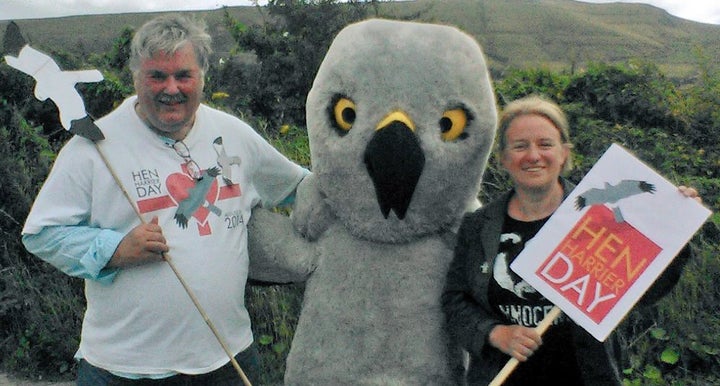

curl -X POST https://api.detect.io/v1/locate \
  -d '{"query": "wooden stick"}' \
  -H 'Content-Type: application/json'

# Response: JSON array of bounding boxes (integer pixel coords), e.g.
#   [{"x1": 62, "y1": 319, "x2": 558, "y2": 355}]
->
[
  {"x1": 93, "y1": 142, "x2": 252, "y2": 386},
  {"x1": 161, "y1": 249, "x2": 252, "y2": 386},
  {"x1": 488, "y1": 306, "x2": 562, "y2": 386}
]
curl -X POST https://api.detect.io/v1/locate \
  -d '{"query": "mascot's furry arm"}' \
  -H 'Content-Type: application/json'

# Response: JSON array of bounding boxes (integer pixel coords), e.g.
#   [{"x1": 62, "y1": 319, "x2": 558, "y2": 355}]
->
[
  {"x1": 247, "y1": 204, "x2": 318, "y2": 284},
  {"x1": 248, "y1": 173, "x2": 333, "y2": 283},
  {"x1": 290, "y1": 173, "x2": 336, "y2": 241}
]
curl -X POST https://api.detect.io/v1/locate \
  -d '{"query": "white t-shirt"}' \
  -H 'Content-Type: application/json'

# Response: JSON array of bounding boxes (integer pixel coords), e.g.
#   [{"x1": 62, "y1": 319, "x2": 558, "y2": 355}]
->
[{"x1": 23, "y1": 96, "x2": 307, "y2": 375}]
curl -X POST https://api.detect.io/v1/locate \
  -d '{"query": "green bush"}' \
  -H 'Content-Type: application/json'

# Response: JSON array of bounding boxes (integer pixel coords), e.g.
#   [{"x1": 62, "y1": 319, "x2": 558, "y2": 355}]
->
[{"x1": 0, "y1": 103, "x2": 83, "y2": 379}]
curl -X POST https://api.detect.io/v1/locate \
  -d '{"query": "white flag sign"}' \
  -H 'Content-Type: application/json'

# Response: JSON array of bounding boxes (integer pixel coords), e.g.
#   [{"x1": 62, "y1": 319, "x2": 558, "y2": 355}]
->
[{"x1": 510, "y1": 143, "x2": 711, "y2": 341}]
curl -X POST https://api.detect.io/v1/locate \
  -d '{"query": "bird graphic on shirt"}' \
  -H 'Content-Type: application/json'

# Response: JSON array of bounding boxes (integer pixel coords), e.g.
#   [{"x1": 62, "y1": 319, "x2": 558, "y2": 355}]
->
[
  {"x1": 4, "y1": 44, "x2": 105, "y2": 141},
  {"x1": 494, "y1": 233, "x2": 537, "y2": 299},
  {"x1": 174, "y1": 167, "x2": 221, "y2": 228},
  {"x1": 575, "y1": 179, "x2": 656, "y2": 222},
  {"x1": 213, "y1": 136, "x2": 242, "y2": 185}
]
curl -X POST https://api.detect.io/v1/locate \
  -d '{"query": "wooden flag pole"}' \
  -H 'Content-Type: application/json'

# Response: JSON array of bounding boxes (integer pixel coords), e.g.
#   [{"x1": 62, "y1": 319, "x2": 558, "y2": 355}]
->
[
  {"x1": 94, "y1": 143, "x2": 252, "y2": 386},
  {"x1": 489, "y1": 306, "x2": 562, "y2": 386}
]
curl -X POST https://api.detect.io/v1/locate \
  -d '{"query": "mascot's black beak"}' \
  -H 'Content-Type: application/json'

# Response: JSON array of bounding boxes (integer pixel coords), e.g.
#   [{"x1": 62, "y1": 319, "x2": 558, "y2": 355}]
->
[{"x1": 363, "y1": 111, "x2": 425, "y2": 220}]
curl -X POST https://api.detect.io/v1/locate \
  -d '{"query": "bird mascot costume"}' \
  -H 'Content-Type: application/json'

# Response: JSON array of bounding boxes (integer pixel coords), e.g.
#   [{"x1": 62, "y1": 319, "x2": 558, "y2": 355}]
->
[{"x1": 248, "y1": 19, "x2": 498, "y2": 385}]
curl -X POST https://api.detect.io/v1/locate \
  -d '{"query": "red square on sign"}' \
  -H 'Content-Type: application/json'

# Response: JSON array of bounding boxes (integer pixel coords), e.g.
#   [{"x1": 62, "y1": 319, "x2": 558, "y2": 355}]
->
[{"x1": 535, "y1": 205, "x2": 662, "y2": 323}]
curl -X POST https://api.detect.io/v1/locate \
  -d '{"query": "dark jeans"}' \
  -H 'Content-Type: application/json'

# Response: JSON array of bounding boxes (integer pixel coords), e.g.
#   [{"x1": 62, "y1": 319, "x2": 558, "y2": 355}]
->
[{"x1": 76, "y1": 343, "x2": 260, "y2": 386}]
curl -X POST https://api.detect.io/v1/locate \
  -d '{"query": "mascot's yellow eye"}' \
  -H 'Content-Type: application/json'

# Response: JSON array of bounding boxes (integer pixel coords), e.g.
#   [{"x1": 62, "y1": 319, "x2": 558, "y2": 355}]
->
[
  {"x1": 332, "y1": 97, "x2": 357, "y2": 133},
  {"x1": 439, "y1": 108, "x2": 470, "y2": 141}
]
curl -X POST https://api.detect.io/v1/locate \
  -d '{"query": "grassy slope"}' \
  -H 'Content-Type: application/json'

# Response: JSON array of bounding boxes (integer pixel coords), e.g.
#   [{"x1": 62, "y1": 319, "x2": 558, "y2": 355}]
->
[
  {"x1": 1, "y1": 0, "x2": 719, "y2": 78},
  {"x1": 382, "y1": 0, "x2": 720, "y2": 77}
]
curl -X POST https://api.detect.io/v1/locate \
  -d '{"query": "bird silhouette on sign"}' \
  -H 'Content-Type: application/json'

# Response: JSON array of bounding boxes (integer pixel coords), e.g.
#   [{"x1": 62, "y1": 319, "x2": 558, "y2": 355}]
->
[
  {"x1": 575, "y1": 179, "x2": 656, "y2": 222},
  {"x1": 174, "y1": 167, "x2": 222, "y2": 229},
  {"x1": 4, "y1": 43, "x2": 105, "y2": 141}
]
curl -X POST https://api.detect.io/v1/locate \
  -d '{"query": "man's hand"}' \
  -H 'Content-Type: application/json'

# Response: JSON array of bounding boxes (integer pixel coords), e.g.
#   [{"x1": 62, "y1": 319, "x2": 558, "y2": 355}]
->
[{"x1": 108, "y1": 216, "x2": 168, "y2": 268}]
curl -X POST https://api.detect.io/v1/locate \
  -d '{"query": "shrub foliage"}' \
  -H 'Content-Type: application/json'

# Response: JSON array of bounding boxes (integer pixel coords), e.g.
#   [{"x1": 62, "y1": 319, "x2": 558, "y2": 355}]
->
[{"x1": 1, "y1": 2, "x2": 719, "y2": 384}]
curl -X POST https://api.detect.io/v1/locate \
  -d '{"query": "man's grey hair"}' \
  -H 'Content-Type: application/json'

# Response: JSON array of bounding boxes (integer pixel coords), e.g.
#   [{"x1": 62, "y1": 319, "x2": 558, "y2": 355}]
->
[{"x1": 129, "y1": 14, "x2": 212, "y2": 75}]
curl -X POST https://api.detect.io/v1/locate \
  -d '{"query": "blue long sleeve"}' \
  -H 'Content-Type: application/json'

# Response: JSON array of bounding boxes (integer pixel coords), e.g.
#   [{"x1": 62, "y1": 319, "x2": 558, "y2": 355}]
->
[{"x1": 22, "y1": 226, "x2": 123, "y2": 285}]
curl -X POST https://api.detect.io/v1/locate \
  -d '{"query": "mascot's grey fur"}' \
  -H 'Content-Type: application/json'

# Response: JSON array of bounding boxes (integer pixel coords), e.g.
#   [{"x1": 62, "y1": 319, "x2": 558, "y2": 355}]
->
[{"x1": 248, "y1": 19, "x2": 497, "y2": 385}]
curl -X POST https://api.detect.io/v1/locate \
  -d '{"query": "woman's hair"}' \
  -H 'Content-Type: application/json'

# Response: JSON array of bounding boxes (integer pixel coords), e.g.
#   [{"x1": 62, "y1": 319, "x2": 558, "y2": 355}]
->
[
  {"x1": 129, "y1": 14, "x2": 212, "y2": 75},
  {"x1": 497, "y1": 94, "x2": 574, "y2": 173}
]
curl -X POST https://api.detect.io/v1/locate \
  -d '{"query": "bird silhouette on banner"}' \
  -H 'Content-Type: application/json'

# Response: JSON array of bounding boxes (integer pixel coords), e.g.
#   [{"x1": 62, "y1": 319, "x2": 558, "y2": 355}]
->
[{"x1": 575, "y1": 179, "x2": 656, "y2": 222}]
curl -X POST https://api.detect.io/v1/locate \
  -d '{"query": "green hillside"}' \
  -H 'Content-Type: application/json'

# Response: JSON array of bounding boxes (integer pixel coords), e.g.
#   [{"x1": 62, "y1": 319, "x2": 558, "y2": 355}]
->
[
  {"x1": 2, "y1": 0, "x2": 719, "y2": 78},
  {"x1": 382, "y1": 0, "x2": 720, "y2": 77}
]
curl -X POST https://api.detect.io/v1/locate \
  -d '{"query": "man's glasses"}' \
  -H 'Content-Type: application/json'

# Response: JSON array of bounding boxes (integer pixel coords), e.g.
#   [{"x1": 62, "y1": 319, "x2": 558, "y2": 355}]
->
[{"x1": 172, "y1": 140, "x2": 203, "y2": 180}]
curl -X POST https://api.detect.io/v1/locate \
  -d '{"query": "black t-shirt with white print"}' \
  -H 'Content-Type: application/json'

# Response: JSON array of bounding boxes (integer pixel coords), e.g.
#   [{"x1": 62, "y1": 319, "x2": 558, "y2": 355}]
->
[{"x1": 488, "y1": 213, "x2": 585, "y2": 386}]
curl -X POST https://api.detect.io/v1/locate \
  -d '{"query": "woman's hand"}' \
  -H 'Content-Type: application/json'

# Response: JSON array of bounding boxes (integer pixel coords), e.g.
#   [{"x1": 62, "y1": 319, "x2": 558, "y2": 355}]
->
[
  {"x1": 489, "y1": 324, "x2": 543, "y2": 362},
  {"x1": 678, "y1": 185, "x2": 702, "y2": 203}
]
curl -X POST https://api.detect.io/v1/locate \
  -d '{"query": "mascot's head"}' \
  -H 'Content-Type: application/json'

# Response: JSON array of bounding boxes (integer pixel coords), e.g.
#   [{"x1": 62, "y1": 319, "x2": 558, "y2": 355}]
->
[{"x1": 306, "y1": 18, "x2": 497, "y2": 242}]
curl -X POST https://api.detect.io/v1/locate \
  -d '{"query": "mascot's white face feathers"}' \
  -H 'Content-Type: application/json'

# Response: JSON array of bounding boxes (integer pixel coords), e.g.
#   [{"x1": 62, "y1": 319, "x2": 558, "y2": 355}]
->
[{"x1": 306, "y1": 18, "x2": 497, "y2": 242}]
